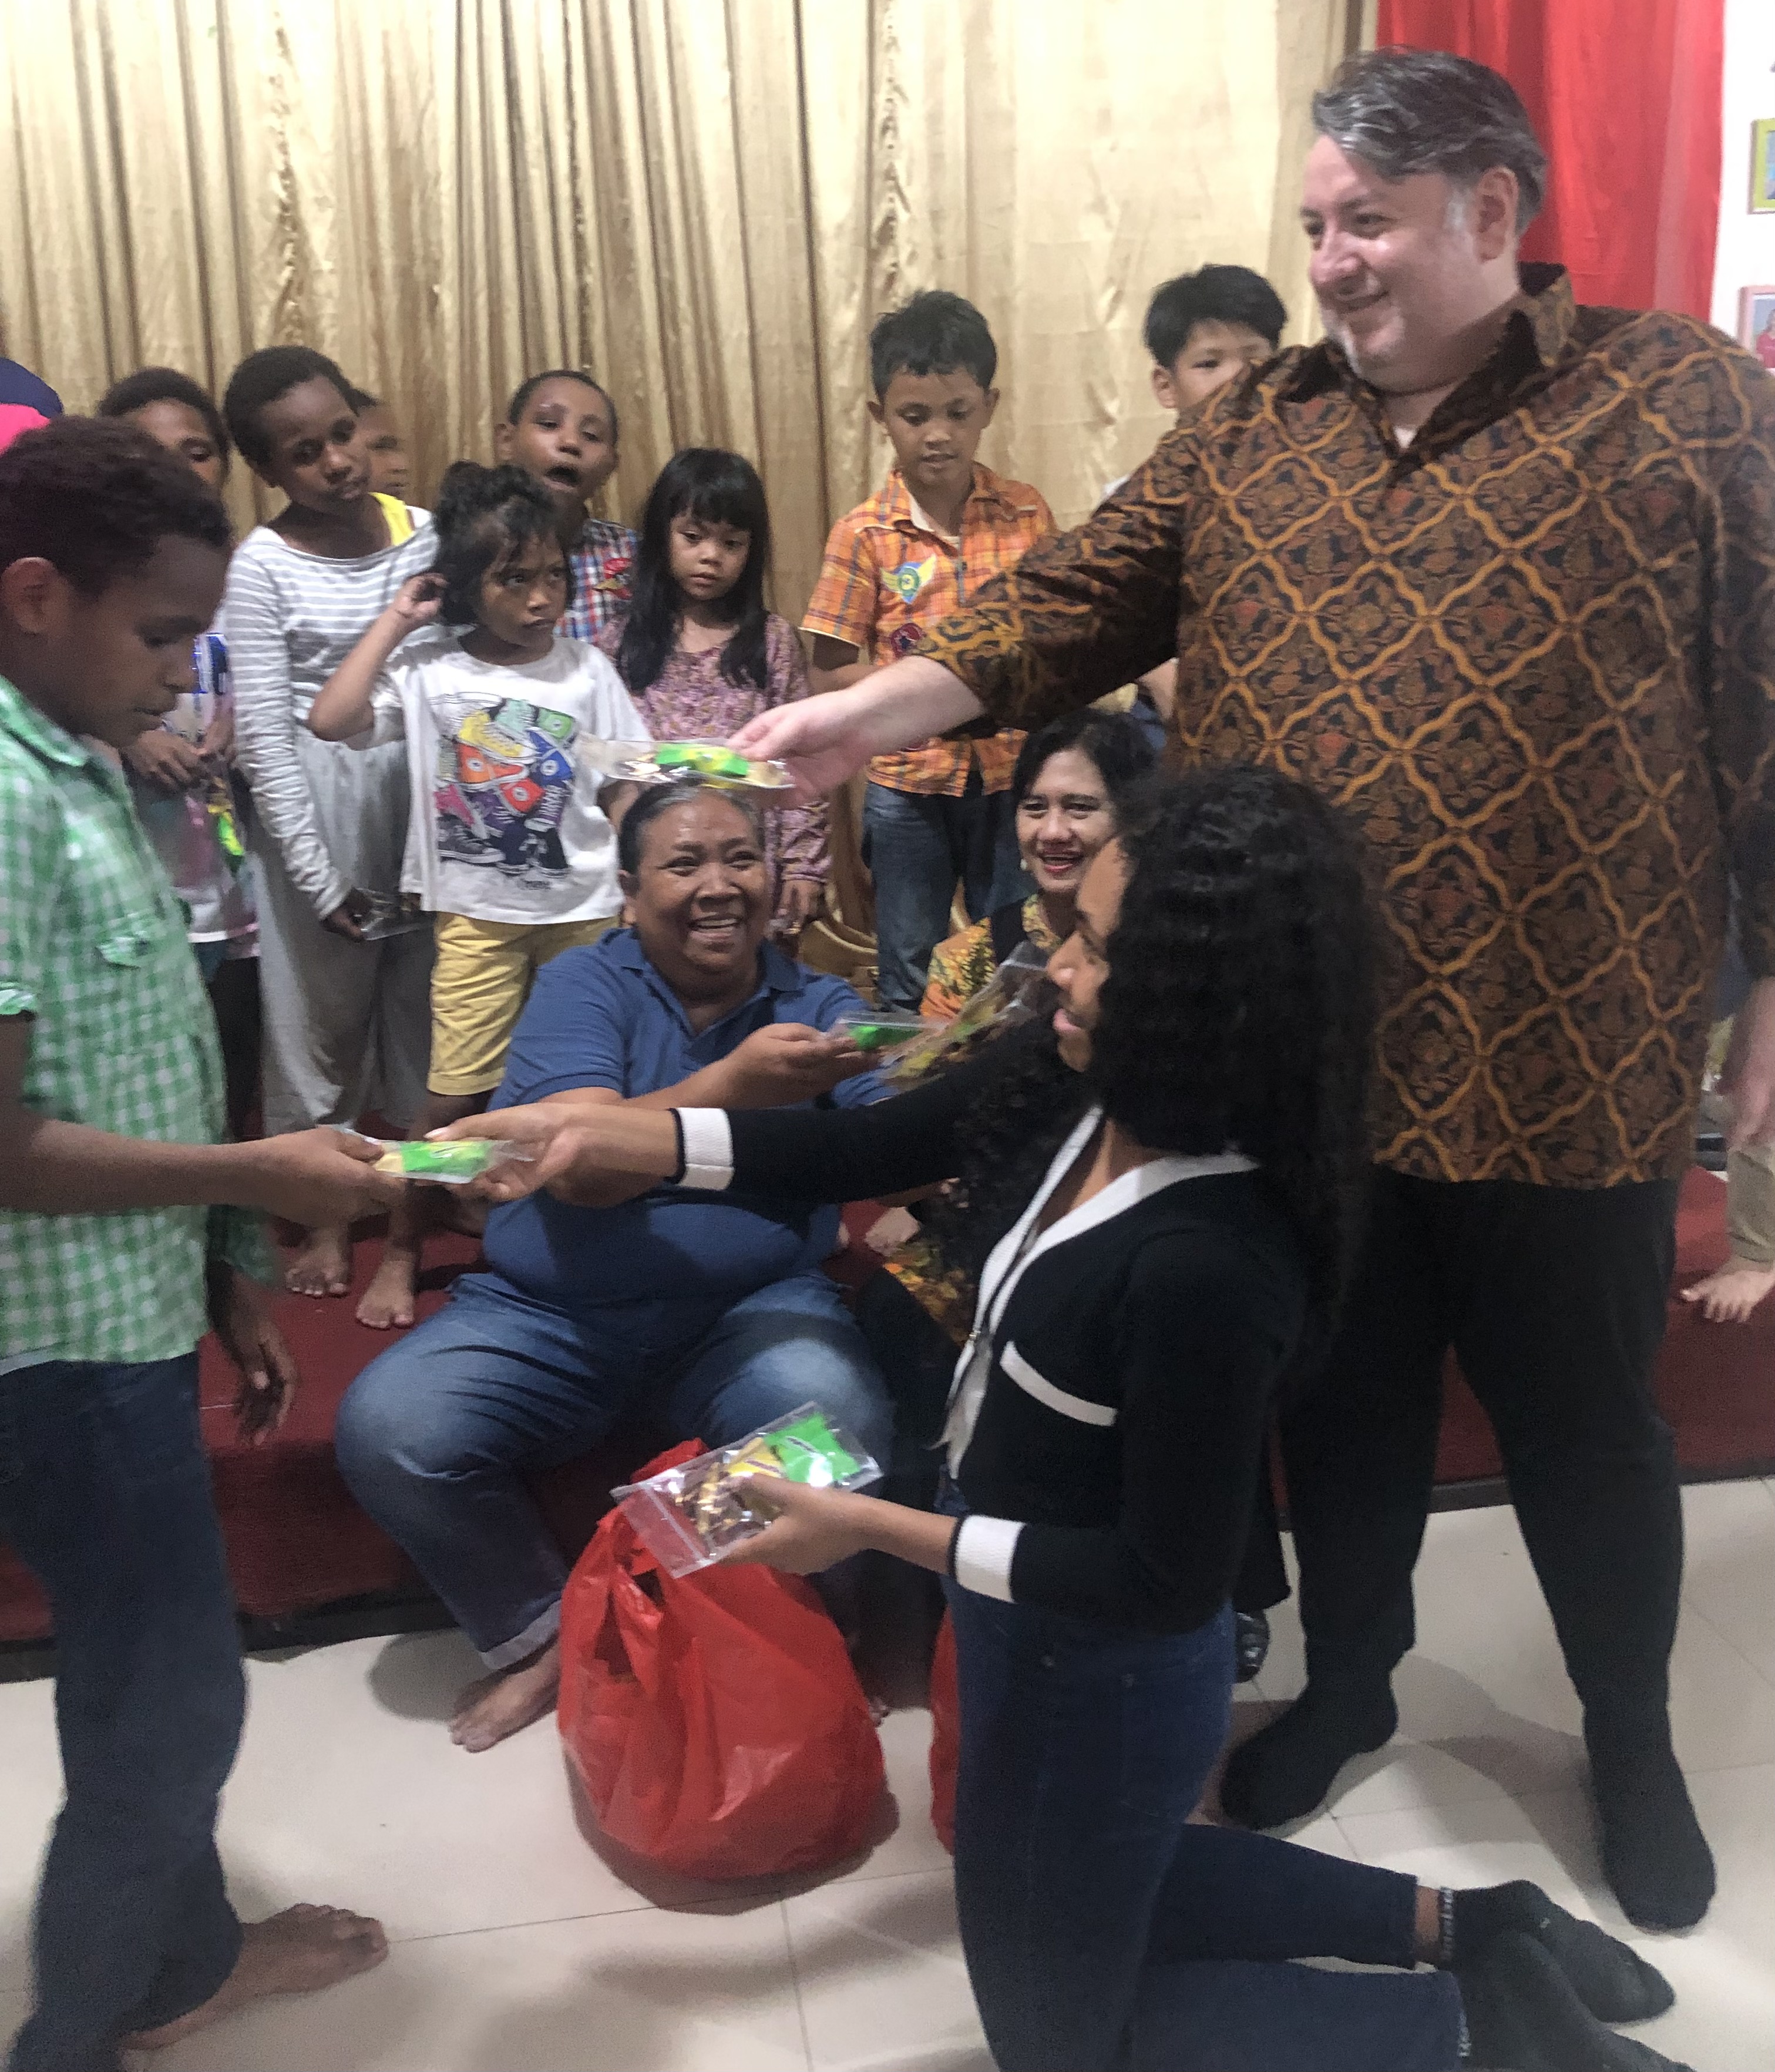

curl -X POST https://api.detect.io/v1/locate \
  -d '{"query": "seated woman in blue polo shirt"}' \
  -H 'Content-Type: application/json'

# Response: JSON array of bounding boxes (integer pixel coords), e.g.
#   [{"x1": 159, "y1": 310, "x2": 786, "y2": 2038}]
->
[{"x1": 336, "y1": 782, "x2": 892, "y2": 1751}]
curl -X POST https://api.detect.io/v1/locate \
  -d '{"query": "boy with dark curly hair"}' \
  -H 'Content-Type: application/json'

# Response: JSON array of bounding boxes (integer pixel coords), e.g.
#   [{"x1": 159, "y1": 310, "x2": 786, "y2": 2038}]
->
[{"x1": 0, "y1": 417, "x2": 401, "y2": 2072}]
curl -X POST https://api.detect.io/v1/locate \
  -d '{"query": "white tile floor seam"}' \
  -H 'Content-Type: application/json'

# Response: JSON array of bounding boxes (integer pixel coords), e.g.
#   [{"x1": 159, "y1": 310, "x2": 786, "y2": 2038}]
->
[{"x1": 0, "y1": 1482, "x2": 1770, "y2": 2069}]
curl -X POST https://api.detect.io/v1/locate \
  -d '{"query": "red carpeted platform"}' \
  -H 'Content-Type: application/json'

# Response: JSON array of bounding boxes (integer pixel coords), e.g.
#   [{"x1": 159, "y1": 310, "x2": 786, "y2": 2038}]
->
[{"x1": 1, "y1": 1169, "x2": 1769, "y2": 1645}]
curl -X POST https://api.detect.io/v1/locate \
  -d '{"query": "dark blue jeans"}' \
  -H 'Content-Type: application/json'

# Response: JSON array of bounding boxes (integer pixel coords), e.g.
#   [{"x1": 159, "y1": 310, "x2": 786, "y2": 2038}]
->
[
  {"x1": 0, "y1": 1355, "x2": 244, "y2": 2072},
  {"x1": 336, "y1": 1270, "x2": 893, "y2": 1664},
  {"x1": 862, "y1": 774, "x2": 1027, "y2": 1010},
  {"x1": 944, "y1": 1570, "x2": 1464, "y2": 2071}
]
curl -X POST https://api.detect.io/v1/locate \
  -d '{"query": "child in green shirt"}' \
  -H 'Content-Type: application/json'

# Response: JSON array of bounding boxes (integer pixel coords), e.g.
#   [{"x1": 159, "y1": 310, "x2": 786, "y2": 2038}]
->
[{"x1": 0, "y1": 417, "x2": 404, "y2": 2072}]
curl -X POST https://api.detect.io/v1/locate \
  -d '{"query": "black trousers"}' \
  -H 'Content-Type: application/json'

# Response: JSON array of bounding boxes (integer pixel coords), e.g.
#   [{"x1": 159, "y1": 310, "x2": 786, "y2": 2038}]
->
[{"x1": 1279, "y1": 1169, "x2": 1683, "y2": 1717}]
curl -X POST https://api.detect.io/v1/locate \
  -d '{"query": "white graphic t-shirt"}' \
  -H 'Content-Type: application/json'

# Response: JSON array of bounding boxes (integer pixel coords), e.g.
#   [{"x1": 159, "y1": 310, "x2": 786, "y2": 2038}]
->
[{"x1": 367, "y1": 632, "x2": 648, "y2": 925}]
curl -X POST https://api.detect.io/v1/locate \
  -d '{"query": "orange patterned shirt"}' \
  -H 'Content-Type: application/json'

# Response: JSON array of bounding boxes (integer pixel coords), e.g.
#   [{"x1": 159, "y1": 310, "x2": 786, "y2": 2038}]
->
[
  {"x1": 802, "y1": 465, "x2": 1054, "y2": 795},
  {"x1": 918, "y1": 267, "x2": 1775, "y2": 1188}
]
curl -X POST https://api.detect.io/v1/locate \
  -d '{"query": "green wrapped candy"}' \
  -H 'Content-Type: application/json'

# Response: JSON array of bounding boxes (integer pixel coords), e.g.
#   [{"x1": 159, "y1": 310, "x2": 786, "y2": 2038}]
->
[
  {"x1": 762, "y1": 1411, "x2": 865, "y2": 1486},
  {"x1": 845, "y1": 1019, "x2": 930, "y2": 1052},
  {"x1": 655, "y1": 741, "x2": 752, "y2": 779},
  {"x1": 375, "y1": 1139, "x2": 503, "y2": 1180}
]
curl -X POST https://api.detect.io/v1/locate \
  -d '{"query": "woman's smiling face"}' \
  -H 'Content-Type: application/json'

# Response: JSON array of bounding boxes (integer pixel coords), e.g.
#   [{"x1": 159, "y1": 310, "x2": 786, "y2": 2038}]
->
[{"x1": 1016, "y1": 745, "x2": 1118, "y2": 902}]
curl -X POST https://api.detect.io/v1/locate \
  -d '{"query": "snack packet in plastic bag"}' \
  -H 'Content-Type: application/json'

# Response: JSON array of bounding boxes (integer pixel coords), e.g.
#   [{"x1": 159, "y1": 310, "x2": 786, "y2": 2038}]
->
[
  {"x1": 331, "y1": 1129, "x2": 533, "y2": 1185},
  {"x1": 832, "y1": 1009, "x2": 941, "y2": 1055},
  {"x1": 358, "y1": 891, "x2": 428, "y2": 941},
  {"x1": 579, "y1": 736, "x2": 795, "y2": 794},
  {"x1": 863, "y1": 941, "x2": 1053, "y2": 1085},
  {"x1": 613, "y1": 1404, "x2": 882, "y2": 1577}
]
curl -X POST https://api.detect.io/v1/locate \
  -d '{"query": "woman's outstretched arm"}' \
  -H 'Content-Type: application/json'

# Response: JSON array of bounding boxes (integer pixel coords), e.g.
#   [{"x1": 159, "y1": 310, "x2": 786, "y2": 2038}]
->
[{"x1": 446, "y1": 1025, "x2": 1041, "y2": 1207}]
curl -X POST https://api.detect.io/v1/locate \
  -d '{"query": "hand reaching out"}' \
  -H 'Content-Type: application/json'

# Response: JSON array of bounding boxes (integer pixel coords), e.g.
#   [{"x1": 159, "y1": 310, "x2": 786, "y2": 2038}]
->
[{"x1": 722, "y1": 1022, "x2": 866, "y2": 1106}]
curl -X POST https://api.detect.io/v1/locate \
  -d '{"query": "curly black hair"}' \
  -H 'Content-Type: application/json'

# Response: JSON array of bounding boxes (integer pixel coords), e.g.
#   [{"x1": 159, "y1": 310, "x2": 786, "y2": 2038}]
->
[
  {"x1": 0, "y1": 415, "x2": 232, "y2": 596},
  {"x1": 221, "y1": 345, "x2": 357, "y2": 472},
  {"x1": 428, "y1": 461, "x2": 574, "y2": 627},
  {"x1": 927, "y1": 765, "x2": 1379, "y2": 1336},
  {"x1": 616, "y1": 448, "x2": 772, "y2": 698},
  {"x1": 95, "y1": 367, "x2": 231, "y2": 478}
]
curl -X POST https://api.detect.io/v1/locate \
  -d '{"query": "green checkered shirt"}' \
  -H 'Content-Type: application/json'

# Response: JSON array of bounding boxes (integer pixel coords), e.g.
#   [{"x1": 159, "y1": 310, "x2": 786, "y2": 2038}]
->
[{"x1": 0, "y1": 677, "x2": 274, "y2": 1365}]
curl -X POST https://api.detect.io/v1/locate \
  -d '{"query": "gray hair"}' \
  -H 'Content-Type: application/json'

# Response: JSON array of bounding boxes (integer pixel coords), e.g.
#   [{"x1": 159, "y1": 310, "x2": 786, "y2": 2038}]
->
[{"x1": 1311, "y1": 47, "x2": 1547, "y2": 231}]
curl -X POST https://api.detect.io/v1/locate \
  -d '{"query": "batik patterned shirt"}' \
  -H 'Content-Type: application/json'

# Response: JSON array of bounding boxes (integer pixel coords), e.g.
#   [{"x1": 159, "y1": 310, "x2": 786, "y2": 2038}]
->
[{"x1": 918, "y1": 266, "x2": 1775, "y2": 1187}]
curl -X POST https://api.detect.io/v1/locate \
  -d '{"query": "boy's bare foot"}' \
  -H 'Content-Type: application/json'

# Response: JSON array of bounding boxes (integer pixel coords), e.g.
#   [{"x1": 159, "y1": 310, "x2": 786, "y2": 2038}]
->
[
  {"x1": 285, "y1": 1223, "x2": 352, "y2": 1298},
  {"x1": 451, "y1": 1640, "x2": 560, "y2": 1751},
  {"x1": 1682, "y1": 1255, "x2": 1775, "y2": 1323},
  {"x1": 356, "y1": 1242, "x2": 419, "y2": 1329},
  {"x1": 125, "y1": 1903, "x2": 388, "y2": 2049}
]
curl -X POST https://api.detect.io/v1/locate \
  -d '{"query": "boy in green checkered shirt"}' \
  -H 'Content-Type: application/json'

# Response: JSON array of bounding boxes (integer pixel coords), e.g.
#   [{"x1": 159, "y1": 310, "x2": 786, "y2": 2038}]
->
[{"x1": 0, "y1": 419, "x2": 409, "y2": 2072}]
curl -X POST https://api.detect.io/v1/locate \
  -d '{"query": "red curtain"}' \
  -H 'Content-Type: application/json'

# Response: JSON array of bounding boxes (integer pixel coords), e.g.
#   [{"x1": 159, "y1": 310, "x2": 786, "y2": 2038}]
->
[{"x1": 1374, "y1": 0, "x2": 1724, "y2": 319}]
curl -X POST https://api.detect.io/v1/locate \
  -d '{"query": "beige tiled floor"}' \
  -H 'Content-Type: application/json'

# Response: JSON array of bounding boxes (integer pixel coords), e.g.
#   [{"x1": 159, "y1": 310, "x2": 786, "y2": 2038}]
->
[{"x1": 1, "y1": 1482, "x2": 1770, "y2": 2071}]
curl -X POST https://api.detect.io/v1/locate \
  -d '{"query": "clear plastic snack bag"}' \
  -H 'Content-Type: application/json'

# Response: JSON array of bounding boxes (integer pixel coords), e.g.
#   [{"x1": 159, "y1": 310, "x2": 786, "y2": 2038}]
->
[
  {"x1": 331, "y1": 1128, "x2": 534, "y2": 1186},
  {"x1": 579, "y1": 736, "x2": 795, "y2": 794},
  {"x1": 860, "y1": 940, "x2": 1054, "y2": 1086},
  {"x1": 357, "y1": 891, "x2": 428, "y2": 941},
  {"x1": 613, "y1": 1404, "x2": 882, "y2": 1577}
]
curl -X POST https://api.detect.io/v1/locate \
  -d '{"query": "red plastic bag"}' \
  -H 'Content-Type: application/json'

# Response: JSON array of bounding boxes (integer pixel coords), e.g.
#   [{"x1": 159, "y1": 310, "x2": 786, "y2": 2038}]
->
[
  {"x1": 558, "y1": 1441, "x2": 886, "y2": 1879},
  {"x1": 929, "y1": 1610, "x2": 958, "y2": 1853}
]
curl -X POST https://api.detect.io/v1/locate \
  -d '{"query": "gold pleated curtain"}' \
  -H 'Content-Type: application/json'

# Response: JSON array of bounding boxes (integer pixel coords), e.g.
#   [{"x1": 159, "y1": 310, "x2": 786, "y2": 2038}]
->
[
  {"x1": 0, "y1": 0, "x2": 1357, "y2": 968},
  {"x1": 0, "y1": 0, "x2": 1356, "y2": 598}
]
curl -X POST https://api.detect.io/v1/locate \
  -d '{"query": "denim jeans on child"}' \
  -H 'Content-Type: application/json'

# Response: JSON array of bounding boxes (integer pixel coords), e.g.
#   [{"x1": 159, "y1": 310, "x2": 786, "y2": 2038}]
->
[
  {"x1": 943, "y1": 1524, "x2": 1464, "y2": 2071},
  {"x1": 335, "y1": 1268, "x2": 893, "y2": 1665},
  {"x1": 862, "y1": 771, "x2": 1028, "y2": 1010},
  {"x1": 0, "y1": 1355, "x2": 246, "y2": 2072}
]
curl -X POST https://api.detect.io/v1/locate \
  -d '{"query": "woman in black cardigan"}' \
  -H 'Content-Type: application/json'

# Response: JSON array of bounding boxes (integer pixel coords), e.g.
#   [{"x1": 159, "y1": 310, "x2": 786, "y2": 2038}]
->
[{"x1": 454, "y1": 769, "x2": 1682, "y2": 2072}]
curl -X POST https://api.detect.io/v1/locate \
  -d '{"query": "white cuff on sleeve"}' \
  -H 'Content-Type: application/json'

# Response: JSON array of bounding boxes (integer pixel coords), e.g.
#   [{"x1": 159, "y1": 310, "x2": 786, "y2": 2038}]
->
[
  {"x1": 675, "y1": 1108, "x2": 734, "y2": 1192},
  {"x1": 952, "y1": 1514, "x2": 1023, "y2": 1604}
]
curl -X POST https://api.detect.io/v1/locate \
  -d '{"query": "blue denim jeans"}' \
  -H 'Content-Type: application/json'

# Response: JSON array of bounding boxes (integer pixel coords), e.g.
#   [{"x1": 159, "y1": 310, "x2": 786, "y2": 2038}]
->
[
  {"x1": 862, "y1": 775, "x2": 1028, "y2": 1010},
  {"x1": 0, "y1": 1355, "x2": 245, "y2": 2072},
  {"x1": 335, "y1": 1269, "x2": 893, "y2": 1663},
  {"x1": 944, "y1": 1550, "x2": 1464, "y2": 2070}
]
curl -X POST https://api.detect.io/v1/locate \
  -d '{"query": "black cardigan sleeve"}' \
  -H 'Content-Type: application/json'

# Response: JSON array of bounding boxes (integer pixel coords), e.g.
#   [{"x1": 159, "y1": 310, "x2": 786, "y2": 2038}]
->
[
  {"x1": 722, "y1": 1023, "x2": 1047, "y2": 1205},
  {"x1": 1001, "y1": 1227, "x2": 1303, "y2": 1631}
]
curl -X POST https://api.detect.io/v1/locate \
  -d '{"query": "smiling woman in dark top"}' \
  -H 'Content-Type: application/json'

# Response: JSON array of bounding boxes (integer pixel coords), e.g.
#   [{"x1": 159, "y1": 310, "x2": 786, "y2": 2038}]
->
[{"x1": 453, "y1": 768, "x2": 1684, "y2": 2072}]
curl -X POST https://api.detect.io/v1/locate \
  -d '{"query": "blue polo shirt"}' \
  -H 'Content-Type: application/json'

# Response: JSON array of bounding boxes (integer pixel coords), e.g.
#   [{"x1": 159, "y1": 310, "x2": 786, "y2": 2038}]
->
[
  {"x1": 0, "y1": 360, "x2": 61, "y2": 416},
  {"x1": 480, "y1": 928, "x2": 883, "y2": 1330}
]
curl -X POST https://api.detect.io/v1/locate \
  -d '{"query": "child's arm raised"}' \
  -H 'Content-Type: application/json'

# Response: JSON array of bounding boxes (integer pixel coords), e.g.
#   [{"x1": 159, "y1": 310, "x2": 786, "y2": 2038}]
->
[{"x1": 308, "y1": 573, "x2": 443, "y2": 742}]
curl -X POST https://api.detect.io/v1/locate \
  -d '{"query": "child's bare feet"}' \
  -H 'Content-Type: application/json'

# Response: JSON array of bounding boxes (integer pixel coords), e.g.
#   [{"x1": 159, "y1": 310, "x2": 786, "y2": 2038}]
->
[
  {"x1": 450, "y1": 1639, "x2": 560, "y2": 1751},
  {"x1": 285, "y1": 1223, "x2": 352, "y2": 1298},
  {"x1": 125, "y1": 1903, "x2": 388, "y2": 2049},
  {"x1": 356, "y1": 1241, "x2": 420, "y2": 1329},
  {"x1": 1682, "y1": 1255, "x2": 1775, "y2": 1323}
]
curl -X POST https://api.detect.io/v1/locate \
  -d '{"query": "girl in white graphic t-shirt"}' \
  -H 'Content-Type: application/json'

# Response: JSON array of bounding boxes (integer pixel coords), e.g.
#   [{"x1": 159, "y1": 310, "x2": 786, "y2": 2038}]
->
[{"x1": 310, "y1": 462, "x2": 646, "y2": 1327}]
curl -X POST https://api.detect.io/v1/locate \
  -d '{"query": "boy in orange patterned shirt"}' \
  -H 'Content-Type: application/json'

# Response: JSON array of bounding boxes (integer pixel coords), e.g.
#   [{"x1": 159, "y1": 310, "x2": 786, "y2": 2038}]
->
[{"x1": 804, "y1": 291, "x2": 1054, "y2": 1008}]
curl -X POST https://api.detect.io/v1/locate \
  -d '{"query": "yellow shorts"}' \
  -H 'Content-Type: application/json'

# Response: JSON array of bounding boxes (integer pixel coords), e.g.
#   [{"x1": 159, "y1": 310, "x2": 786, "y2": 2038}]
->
[{"x1": 429, "y1": 911, "x2": 618, "y2": 1096}]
